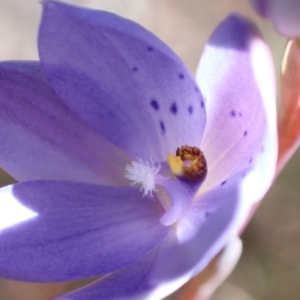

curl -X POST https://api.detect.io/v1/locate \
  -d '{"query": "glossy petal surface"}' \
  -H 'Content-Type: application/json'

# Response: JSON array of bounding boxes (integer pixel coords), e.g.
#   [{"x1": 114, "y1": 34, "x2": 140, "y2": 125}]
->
[
  {"x1": 0, "y1": 181, "x2": 169, "y2": 282},
  {"x1": 0, "y1": 61, "x2": 130, "y2": 184},
  {"x1": 39, "y1": 0, "x2": 206, "y2": 162},
  {"x1": 197, "y1": 14, "x2": 277, "y2": 196}
]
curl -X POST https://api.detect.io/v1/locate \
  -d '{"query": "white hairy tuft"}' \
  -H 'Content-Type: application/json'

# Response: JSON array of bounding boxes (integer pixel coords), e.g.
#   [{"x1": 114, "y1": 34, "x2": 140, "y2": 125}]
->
[{"x1": 124, "y1": 159, "x2": 160, "y2": 196}]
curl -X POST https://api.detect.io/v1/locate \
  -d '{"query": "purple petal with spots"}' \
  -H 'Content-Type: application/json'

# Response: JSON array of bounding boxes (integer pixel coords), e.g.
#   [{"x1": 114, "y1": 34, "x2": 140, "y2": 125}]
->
[
  {"x1": 149, "y1": 172, "x2": 245, "y2": 283},
  {"x1": 38, "y1": 0, "x2": 206, "y2": 162},
  {"x1": 0, "y1": 181, "x2": 170, "y2": 282},
  {"x1": 196, "y1": 14, "x2": 277, "y2": 195},
  {"x1": 0, "y1": 61, "x2": 131, "y2": 184}
]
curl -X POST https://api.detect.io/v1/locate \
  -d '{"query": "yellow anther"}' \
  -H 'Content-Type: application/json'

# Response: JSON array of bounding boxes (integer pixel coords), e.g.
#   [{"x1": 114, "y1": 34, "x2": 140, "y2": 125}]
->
[{"x1": 167, "y1": 154, "x2": 185, "y2": 176}]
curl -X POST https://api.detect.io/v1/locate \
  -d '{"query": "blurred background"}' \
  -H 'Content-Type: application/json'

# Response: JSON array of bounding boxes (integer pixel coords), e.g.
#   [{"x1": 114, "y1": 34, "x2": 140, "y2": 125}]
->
[{"x1": 0, "y1": 0, "x2": 299, "y2": 299}]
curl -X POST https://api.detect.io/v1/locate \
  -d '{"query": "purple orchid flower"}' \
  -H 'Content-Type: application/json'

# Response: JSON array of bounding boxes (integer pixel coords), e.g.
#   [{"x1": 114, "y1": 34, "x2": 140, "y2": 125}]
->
[
  {"x1": 0, "y1": 1, "x2": 277, "y2": 299},
  {"x1": 250, "y1": 0, "x2": 300, "y2": 37}
]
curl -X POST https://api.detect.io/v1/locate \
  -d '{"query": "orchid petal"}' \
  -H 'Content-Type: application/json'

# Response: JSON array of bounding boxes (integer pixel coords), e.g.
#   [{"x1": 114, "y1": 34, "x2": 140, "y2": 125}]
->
[
  {"x1": 54, "y1": 250, "x2": 191, "y2": 300},
  {"x1": 54, "y1": 252, "x2": 157, "y2": 300},
  {"x1": 197, "y1": 14, "x2": 277, "y2": 199},
  {"x1": 0, "y1": 61, "x2": 130, "y2": 184},
  {"x1": 38, "y1": 0, "x2": 206, "y2": 162},
  {"x1": 0, "y1": 181, "x2": 169, "y2": 282},
  {"x1": 149, "y1": 171, "x2": 248, "y2": 283},
  {"x1": 178, "y1": 236, "x2": 242, "y2": 300},
  {"x1": 250, "y1": 0, "x2": 300, "y2": 37},
  {"x1": 249, "y1": 0, "x2": 270, "y2": 18},
  {"x1": 269, "y1": 0, "x2": 300, "y2": 37}
]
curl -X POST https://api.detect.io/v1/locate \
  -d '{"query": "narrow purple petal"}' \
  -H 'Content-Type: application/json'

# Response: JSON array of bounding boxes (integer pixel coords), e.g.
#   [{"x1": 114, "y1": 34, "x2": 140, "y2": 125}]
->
[
  {"x1": 38, "y1": 1, "x2": 206, "y2": 162},
  {"x1": 54, "y1": 252, "x2": 157, "y2": 300},
  {"x1": 269, "y1": 0, "x2": 300, "y2": 37},
  {"x1": 54, "y1": 249, "x2": 191, "y2": 300},
  {"x1": 196, "y1": 15, "x2": 277, "y2": 195},
  {"x1": 0, "y1": 61, "x2": 131, "y2": 184},
  {"x1": 149, "y1": 171, "x2": 248, "y2": 282},
  {"x1": 0, "y1": 181, "x2": 170, "y2": 282}
]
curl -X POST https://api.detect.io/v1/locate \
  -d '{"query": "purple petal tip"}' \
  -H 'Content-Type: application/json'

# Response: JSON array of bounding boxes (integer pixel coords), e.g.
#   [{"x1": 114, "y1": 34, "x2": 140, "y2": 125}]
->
[
  {"x1": 208, "y1": 14, "x2": 259, "y2": 50},
  {"x1": 249, "y1": 0, "x2": 270, "y2": 18}
]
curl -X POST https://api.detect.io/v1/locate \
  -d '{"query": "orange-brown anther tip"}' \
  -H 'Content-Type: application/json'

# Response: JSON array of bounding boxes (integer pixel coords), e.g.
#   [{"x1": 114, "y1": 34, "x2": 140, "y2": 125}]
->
[{"x1": 175, "y1": 145, "x2": 207, "y2": 182}]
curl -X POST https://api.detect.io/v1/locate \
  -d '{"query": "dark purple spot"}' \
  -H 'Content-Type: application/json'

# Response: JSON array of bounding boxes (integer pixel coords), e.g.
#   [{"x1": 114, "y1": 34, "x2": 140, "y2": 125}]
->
[
  {"x1": 132, "y1": 66, "x2": 138, "y2": 72},
  {"x1": 170, "y1": 102, "x2": 178, "y2": 115},
  {"x1": 160, "y1": 121, "x2": 165, "y2": 134},
  {"x1": 244, "y1": 130, "x2": 248, "y2": 136},
  {"x1": 147, "y1": 46, "x2": 154, "y2": 51},
  {"x1": 195, "y1": 86, "x2": 199, "y2": 92},
  {"x1": 261, "y1": 146, "x2": 265, "y2": 153},
  {"x1": 239, "y1": 112, "x2": 242, "y2": 117},
  {"x1": 205, "y1": 212, "x2": 211, "y2": 218},
  {"x1": 150, "y1": 99, "x2": 159, "y2": 111},
  {"x1": 178, "y1": 73, "x2": 185, "y2": 79},
  {"x1": 201, "y1": 100, "x2": 204, "y2": 108},
  {"x1": 249, "y1": 158, "x2": 253, "y2": 164},
  {"x1": 221, "y1": 181, "x2": 227, "y2": 186},
  {"x1": 188, "y1": 105, "x2": 193, "y2": 114},
  {"x1": 231, "y1": 110, "x2": 236, "y2": 117}
]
